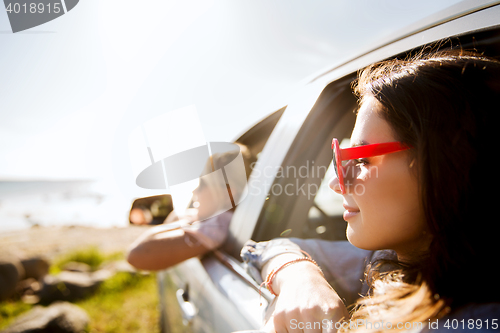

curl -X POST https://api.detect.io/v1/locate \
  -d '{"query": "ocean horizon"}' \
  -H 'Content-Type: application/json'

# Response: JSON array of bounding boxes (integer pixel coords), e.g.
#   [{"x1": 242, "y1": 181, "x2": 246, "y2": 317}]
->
[{"x1": 0, "y1": 180, "x2": 135, "y2": 233}]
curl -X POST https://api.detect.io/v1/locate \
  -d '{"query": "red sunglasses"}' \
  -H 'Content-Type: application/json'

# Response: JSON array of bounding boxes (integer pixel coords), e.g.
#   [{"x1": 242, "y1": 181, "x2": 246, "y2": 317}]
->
[{"x1": 331, "y1": 138, "x2": 411, "y2": 194}]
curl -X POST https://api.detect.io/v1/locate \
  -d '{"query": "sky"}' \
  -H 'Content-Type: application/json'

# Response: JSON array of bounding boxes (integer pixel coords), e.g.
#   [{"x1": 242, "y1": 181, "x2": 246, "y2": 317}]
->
[{"x1": 0, "y1": 0, "x2": 463, "y2": 201}]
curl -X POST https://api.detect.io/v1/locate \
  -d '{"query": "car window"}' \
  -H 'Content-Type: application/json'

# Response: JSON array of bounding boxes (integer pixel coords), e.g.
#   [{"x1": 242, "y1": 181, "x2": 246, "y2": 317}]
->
[
  {"x1": 252, "y1": 77, "x2": 358, "y2": 242},
  {"x1": 235, "y1": 106, "x2": 286, "y2": 160}
]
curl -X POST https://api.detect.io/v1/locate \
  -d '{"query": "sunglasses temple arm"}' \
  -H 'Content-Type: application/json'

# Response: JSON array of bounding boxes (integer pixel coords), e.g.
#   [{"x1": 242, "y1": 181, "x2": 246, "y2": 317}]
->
[{"x1": 340, "y1": 142, "x2": 409, "y2": 161}]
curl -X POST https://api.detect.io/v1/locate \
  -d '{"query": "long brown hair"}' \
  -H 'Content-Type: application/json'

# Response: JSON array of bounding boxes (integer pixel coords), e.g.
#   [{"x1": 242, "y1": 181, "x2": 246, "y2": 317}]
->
[{"x1": 344, "y1": 49, "x2": 500, "y2": 330}]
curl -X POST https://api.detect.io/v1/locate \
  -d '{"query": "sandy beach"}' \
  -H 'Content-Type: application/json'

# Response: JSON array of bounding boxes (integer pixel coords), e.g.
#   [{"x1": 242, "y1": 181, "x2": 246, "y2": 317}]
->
[{"x1": 0, "y1": 225, "x2": 150, "y2": 261}]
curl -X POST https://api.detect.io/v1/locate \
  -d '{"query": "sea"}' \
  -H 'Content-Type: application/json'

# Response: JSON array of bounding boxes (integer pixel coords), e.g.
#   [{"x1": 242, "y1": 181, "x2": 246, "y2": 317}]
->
[{"x1": 0, "y1": 180, "x2": 136, "y2": 233}]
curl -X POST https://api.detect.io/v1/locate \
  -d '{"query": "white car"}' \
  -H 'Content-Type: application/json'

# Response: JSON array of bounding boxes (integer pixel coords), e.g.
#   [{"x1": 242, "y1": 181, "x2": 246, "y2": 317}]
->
[{"x1": 149, "y1": 1, "x2": 500, "y2": 332}]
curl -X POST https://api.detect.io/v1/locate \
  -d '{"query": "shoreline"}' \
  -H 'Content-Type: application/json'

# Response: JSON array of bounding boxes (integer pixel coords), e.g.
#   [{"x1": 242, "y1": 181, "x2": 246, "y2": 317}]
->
[{"x1": 0, "y1": 225, "x2": 149, "y2": 261}]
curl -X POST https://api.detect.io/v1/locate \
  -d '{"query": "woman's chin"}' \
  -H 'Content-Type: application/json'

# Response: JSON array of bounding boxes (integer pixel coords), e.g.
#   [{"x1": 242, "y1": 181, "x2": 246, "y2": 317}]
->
[{"x1": 346, "y1": 224, "x2": 369, "y2": 250}]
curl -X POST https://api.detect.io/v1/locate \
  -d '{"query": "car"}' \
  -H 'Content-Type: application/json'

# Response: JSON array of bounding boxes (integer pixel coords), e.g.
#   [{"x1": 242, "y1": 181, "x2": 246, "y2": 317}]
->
[{"x1": 133, "y1": 1, "x2": 500, "y2": 332}]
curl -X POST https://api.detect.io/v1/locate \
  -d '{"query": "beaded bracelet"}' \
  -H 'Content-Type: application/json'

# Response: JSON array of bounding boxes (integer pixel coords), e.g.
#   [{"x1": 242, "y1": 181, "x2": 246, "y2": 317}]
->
[{"x1": 260, "y1": 250, "x2": 323, "y2": 298}]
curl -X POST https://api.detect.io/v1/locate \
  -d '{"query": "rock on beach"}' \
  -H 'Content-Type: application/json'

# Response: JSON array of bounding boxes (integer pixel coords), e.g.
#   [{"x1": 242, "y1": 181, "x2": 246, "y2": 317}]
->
[
  {"x1": 0, "y1": 225, "x2": 148, "y2": 302},
  {"x1": 1, "y1": 301, "x2": 90, "y2": 333},
  {"x1": 0, "y1": 225, "x2": 152, "y2": 332}
]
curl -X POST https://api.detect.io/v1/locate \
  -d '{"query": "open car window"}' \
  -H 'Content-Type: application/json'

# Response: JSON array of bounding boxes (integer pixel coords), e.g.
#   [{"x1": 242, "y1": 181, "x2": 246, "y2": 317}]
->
[
  {"x1": 252, "y1": 77, "x2": 358, "y2": 242},
  {"x1": 235, "y1": 107, "x2": 286, "y2": 160}
]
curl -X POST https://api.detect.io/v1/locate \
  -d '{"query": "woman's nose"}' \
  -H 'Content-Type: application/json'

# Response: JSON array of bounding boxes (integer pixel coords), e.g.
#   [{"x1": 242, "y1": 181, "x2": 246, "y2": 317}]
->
[{"x1": 329, "y1": 176, "x2": 342, "y2": 194}]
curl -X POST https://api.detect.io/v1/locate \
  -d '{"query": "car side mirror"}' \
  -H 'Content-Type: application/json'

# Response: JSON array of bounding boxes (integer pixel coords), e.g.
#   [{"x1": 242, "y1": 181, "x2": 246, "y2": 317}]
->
[{"x1": 129, "y1": 194, "x2": 174, "y2": 225}]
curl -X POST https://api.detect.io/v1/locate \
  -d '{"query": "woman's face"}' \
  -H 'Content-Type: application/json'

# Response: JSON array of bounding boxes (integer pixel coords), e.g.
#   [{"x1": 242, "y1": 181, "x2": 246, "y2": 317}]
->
[{"x1": 329, "y1": 97, "x2": 430, "y2": 260}]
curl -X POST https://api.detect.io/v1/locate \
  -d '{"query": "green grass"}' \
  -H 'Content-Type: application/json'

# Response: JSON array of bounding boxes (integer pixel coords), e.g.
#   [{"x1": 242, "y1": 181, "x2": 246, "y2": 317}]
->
[
  {"x1": 76, "y1": 272, "x2": 160, "y2": 333},
  {"x1": 50, "y1": 246, "x2": 124, "y2": 274},
  {"x1": 0, "y1": 273, "x2": 161, "y2": 332},
  {"x1": 0, "y1": 247, "x2": 156, "y2": 332},
  {"x1": 0, "y1": 299, "x2": 33, "y2": 329},
  {"x1": 0, "y1": 246, "x2": 188, "y2": 333}
]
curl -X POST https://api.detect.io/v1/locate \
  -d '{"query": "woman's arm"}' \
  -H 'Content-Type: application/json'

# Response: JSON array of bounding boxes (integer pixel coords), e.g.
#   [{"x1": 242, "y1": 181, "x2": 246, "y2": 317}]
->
[
  {"x1": 242, "y1": 239, "x2": 362, "y2": 332},
  {"x1": 127, "y1": 211, "x2": 233, "y2": 271},
  {"x1": 126, "y1": 221, "x2": 208, "y2": 271},
  {"x1": 261, "y1": 253, "x2": 348, "y2": 333}
]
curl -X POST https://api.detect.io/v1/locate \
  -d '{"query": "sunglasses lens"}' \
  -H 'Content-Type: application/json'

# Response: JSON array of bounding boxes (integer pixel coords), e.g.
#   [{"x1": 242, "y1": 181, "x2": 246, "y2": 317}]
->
[
  {"x1": 332, "y1": 139, "x2": 344, "y2": 193},
  {"x1": 333, "y1": 152, "x2": 339, "y2": 178}
]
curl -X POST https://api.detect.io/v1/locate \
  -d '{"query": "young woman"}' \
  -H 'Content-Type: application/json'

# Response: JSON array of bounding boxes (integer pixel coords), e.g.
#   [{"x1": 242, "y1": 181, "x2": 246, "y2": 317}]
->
[
  {"x1": 243, "y1": 49, "x2": 500, "y2": 332},
  {"x1": 127, "y1": 143, "x2": 255, "y2": 271}
]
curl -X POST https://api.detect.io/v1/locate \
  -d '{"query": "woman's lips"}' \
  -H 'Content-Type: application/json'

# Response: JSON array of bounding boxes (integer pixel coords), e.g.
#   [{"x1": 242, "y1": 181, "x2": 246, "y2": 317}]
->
[{"x1": 343, "y1": 204, "x2": 360, "y2": 220}]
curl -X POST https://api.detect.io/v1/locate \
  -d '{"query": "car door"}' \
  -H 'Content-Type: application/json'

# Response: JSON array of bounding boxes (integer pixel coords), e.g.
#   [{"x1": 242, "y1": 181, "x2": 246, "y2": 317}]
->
[{"x1": 158, "y1": 3, "x2": 500, "y2": 332}]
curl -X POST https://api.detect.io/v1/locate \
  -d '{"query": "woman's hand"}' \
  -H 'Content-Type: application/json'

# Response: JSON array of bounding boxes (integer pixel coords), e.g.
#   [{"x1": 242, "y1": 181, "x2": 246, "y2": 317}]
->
[{"x1": 262, "y1": 258, "x2": 348, "y2": 333}]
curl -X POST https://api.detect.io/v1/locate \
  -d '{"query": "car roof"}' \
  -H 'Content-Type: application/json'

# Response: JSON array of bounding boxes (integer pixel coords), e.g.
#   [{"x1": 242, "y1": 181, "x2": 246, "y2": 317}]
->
[{"x1": 307, "y1": 0, "x2": 500, "y2": 85}]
